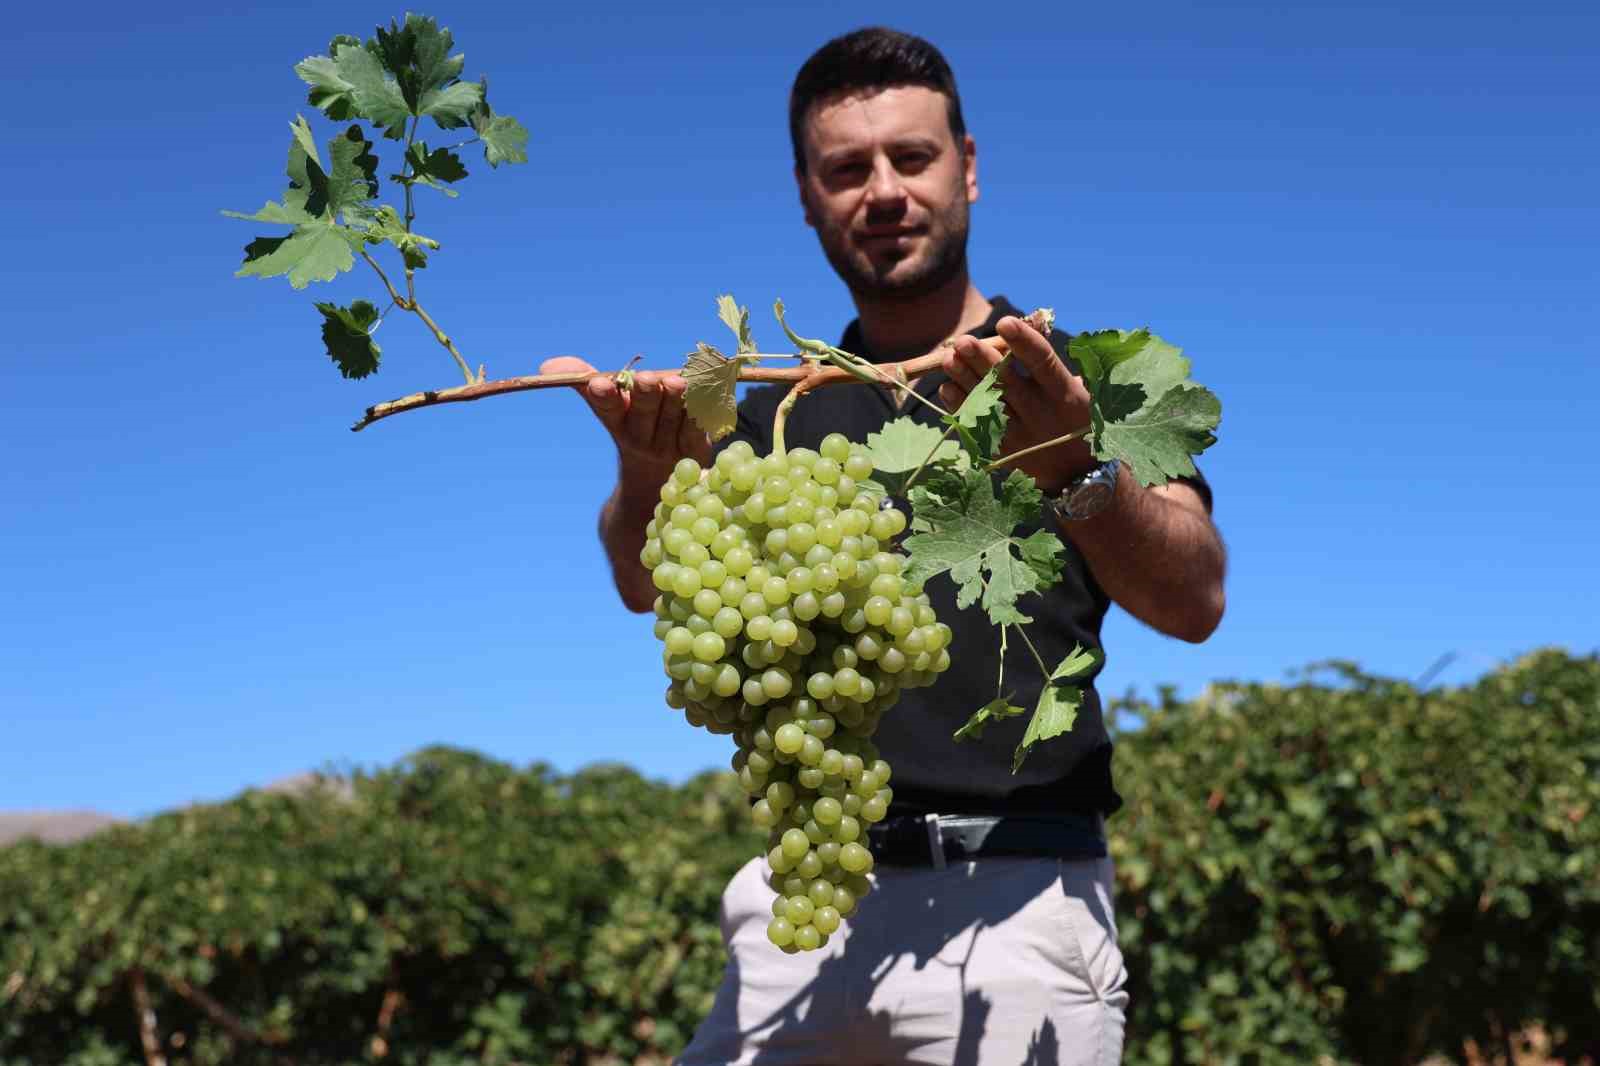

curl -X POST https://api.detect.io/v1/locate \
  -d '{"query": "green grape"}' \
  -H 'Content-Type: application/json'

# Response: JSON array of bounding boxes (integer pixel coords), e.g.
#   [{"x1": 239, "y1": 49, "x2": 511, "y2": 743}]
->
[
  {"x1": 839, "y1": 842, "x2": 873, "y2": 873},
  {"x1": 713, "y1": 607, "x2": 744, "y2": 640},
  {"x1": 762, "y1": 668, "x2": 793, "y2": 699},
  {"x1": 771, "y1": 619, "x2": 800, "y2": 646},
  {"x1": 724, "y1": 546, "x2": 754, "y2": 576},
  {"x1": 767, "y1": 916, "x2": 796, "y2": 947},
  {"x1": 793, "y1": 591, "x2": 821, "y2": 621},
  {"x1": 813, "y1": 797, "x2": 843, "y2": 825},
  {"x1": 835, "y1": 814, "x2": 861, "y2": 842},
  {"x1": 693, "y1": 589, "x2": 722, "y2": 618},
  {"x1": 679, "y1": 542, "x2": 711, "y2": 567},
  {"x1": 831, "y1": 885, "x2": 857, "y2": 916},
  {"x1": 774, "y1": 723, "x2": 806, "y2": 754},
  {"x1": 781, "y1": 829, "x2": 810, "y2": 860},
  {"x1": 747, "y1": 615, "x2": 774, "y2": 641},
  {"x1": 691, "y1": 632, "x2": 726, "y2": 662},
  {"x1": 664, "y1": 627, "x2": 694, "y2": 656},
  {"x1": 784, "y1": 895, "x2": 815, "y2": 924}
]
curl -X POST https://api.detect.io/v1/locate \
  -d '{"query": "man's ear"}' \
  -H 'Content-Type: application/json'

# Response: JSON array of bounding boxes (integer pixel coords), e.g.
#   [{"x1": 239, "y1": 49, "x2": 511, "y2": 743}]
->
[
  {"x1": 795, "y1": 166, "x2": 816, "y2": 228},
  {"x1": 963, "y1": 134, "x2": 979, "y2": 205}
]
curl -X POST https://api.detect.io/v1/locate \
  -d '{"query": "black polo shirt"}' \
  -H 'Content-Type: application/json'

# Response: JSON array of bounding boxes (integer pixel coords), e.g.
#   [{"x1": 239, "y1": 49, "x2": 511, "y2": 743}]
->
[{"x1": 716, "y1": 296, "x2": 1203, "y2": 818}]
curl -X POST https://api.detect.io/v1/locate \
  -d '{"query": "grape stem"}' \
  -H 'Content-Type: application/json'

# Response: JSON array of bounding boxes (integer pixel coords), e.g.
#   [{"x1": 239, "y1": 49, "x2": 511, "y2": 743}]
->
[{"x1": 349, "y1": 340, "x2": 1007, "y2": 433}]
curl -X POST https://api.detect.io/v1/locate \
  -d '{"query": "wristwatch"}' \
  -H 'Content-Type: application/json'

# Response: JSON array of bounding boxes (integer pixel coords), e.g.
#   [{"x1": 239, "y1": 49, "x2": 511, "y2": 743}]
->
[{"x1": 1044, "y1": 460, "x2": 1120, "y2": 522}]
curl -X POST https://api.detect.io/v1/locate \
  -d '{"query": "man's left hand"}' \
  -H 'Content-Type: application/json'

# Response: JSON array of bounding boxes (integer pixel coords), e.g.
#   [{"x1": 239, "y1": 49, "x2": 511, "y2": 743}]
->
[{"x1": 939, "y1": 316, "x2": 1098, "y2": 494}]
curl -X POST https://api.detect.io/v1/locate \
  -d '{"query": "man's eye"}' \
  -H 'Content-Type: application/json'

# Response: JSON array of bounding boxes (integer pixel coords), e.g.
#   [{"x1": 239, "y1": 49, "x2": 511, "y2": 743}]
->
[{"x1": 895, "y1": 154, "x2": 930, "y2": 172}]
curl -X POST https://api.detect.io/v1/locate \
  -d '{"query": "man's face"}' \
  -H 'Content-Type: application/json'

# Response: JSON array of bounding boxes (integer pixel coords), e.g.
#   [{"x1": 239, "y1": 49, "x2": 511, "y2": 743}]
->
[{"x1": 796, "y1": 85, "x2": 978, "y2": 300}]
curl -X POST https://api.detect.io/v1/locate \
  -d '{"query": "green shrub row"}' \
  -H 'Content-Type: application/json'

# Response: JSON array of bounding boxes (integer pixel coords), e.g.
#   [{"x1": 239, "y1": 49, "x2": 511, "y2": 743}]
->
[{"x1": 1, "y1": 648, "x2": 1595, "y2": 1065}]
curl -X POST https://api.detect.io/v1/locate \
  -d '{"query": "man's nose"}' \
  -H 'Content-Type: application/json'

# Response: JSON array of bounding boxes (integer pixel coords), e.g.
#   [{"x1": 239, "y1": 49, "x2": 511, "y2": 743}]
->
[{"x1": 864, "y1": 157, "x2": 905, "y2": 206}]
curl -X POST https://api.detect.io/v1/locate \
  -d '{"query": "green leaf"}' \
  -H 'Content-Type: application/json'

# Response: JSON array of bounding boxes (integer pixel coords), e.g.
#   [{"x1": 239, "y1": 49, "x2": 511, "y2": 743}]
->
[
  {"x1": 1014, "y1": 684, "x2": 1085, "y2": 772},
  {"x1": 315, "y1": 300, "x2": 382, "y2": 379},
  {"x1": 865, "y1": 418, "x2": 961, "y2": 476},
  {"x1": 223, "y1": 121, "x2": 374, "y2": 288},
  {"x1": 234, "y1": 225, "x2": 364, "y2": 289},
  {"x1": 476, "y1": 114, "x2": 529, "y2": 167},
  {"x1": 358, "y1": 205, "x2": 440, "y2": 270},
  {"x1": 1011, "y1": 646, "x2": 1100, "y2": 772},
  {"x1": 944, "y1": 365, "x2": 1008, "y2": 464},
  {"x1": 1069, "y1": 329, "x2": 1221, "y2": 486},
  {"x1": 373, "y1": 13, "x2": 465, "y2": 112},
  {"x1": 954, "y1": 697, "x2": 1026, "y2": 742},
  {"x1": 297, "y1": 43, "x2": 410, "y2": 138},
  {"x1": 220, "y1": 199, "x2": 314, "y2": 226},
  {"x1": 716, "y1": 295, "x2": 757, "y2": 355},
  {"x1": 324, "y1": 125, "x2": 379, "y2": 215},
  {"x1": 903, "y1": 467, "x2": 1064, "y2": 625},
  {"x1": 863, "y1": 418, "x2": 965, "y2": 495},
  {"x1": 398, "y1": 142, "x2": 468, "y2": 197},
  {"x1": 420, "y1": 81, "x2": 483, "y2": 128},
  {"x1": 1095, "y1": 384, "x2": 1221, "y2": 486},
  {"x1": 470, "y1": 80, "x2": 530, "y2": 168},
  {"x1": 682, "y1": 343, "x2": 740, "y2": 442}
]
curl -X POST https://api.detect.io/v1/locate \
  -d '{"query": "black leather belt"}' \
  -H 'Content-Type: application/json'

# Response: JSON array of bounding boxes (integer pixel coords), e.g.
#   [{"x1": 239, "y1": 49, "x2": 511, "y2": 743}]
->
[{"x1": 866, "y1": 813, "x2": 1107, "y2": 868}]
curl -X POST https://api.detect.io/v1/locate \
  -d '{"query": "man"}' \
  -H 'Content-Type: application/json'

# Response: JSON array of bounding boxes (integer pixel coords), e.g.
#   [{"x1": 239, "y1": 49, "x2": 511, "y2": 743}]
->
[{"x1": 544, "y1": 27, "x2": 1226, "y2": 1066}]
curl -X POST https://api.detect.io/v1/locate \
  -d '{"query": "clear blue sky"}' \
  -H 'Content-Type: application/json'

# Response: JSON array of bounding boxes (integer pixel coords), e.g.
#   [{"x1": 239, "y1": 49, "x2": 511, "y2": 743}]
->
[{"x1": 4, "y1": 0, "x2": 1595, "y2": 819}]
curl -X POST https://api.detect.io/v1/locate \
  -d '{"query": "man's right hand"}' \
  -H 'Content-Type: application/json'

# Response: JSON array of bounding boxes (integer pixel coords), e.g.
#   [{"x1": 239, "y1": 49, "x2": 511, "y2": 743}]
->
[
  {"x1": 541, "y1": 357, "x2": 712, "y2": 480},
  {"x1": 543, "y1": 357, "x2": 714, "y2": 612}
]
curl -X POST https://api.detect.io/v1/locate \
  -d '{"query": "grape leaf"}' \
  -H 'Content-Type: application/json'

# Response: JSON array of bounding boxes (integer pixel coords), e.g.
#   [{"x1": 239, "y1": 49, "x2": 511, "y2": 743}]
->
[
  {"x1": 944, "y1": 364, "x2": 1008, "y2": 465},
  {"x1": 1012, "y1": 644, "x2": 1103, "y2": 772},
  {"x1": 297, "y1": 43, "x2": 410, "y2": 139},
  {"x1": 682, "y1": 342, "x2": 740, "y2": 442},
  {"x1": 1095, "y1": 384, "x2": 1220, "y2": 485},
  {"x1": 469, "y1": 81, "x2": 530, "y2": 168},
  {"x1": 373, "y1": 14, "x2": 464, "y2": 109},
  {"x1": 399, "y1": 142, "x2": 468, "y2": 197},
  {"x1": 315, "y1": 300, "x2": 382, "y2": 378},
  {"x1": 717, "y1": 295, "x2": 757, "y2": 355},
  {"x1": 323, "y1": 125, "x2": 379, "y2": 215},
  {"x1": 1069, "y1": 329, "x2": 1221, "y2": 485},
  {"x1": 863, "y1": 418, "x2": 965, "y2": 494},
  {"x1": 475, "y1": 113, "x2": 529, "y2": 167},
  {"x1": 865, "y1": 418, "x2": 960, "y2": 476},
  {"x1": 903, "y1": 467, "x2": 1066, "y2": 625},
  {"x1": 358, "y1": 206, "x2": 440, "y2": 269},
  {"x1": 233, "y1": 227, "x2": 364, "y2": 289},
  {"x1": 224, "y1": 120, "x2": 374, "y2": 288},
  {"x1": 420, "y1": 81, "x2": 483, "y2": 128},
  {"x1": 953, "y1": 697, "x2": 1026, "y2": 742}
]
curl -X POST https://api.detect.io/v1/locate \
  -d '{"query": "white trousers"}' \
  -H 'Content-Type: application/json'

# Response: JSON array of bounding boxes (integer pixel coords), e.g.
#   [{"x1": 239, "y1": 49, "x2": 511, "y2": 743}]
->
[{"x1": 677, "y1": 853, "x2": 1128, "y2": 1066}]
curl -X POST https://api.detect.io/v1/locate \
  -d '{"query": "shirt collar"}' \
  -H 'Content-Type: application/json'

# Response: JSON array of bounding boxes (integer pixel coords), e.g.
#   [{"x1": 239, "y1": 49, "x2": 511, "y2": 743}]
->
[{"x1": 837, "y1": 295, "x2": 1023, "y2": 362}]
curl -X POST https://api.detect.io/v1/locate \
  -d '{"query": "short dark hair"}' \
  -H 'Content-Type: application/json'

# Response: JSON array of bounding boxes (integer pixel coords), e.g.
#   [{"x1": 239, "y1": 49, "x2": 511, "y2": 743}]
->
[{"x1": 789, "y1": 27, "x2": 967, "y2": 173}]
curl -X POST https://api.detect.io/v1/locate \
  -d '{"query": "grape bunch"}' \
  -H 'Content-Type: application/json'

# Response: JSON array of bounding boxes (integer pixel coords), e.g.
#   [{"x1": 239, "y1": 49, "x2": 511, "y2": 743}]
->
[{"x1": 641, "y1": 432, "x2": 951, "y2": 952}]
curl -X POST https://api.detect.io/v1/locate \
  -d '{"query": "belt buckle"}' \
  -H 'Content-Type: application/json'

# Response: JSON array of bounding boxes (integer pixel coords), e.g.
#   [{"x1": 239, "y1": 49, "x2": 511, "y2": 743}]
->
[{"x1": 924, "y1": 813, "x2": 947, "y2": 870}]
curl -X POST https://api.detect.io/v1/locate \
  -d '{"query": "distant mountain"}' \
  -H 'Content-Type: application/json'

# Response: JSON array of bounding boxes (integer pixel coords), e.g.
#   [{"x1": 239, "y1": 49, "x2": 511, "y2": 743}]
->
[
  {"x1": 0, "y1": 810, "x2": 124, "y2": 846},
  {"x1": 0, "y1": 771, "x2": 353, "y2": 847}
]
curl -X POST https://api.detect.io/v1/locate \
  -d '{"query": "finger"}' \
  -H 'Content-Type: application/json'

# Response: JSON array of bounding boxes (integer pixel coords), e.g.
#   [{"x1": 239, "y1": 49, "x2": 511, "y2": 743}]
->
[
  {"x1": 943, "y1": 338, "x2": 987, "y2": 393},
  {"x1": 540, "y1": 356, "x2": 596, "y2": 376},
  {"x1": 996, "y1": 317, "x2": 1075, "y2": 393},
  {"x1": 653, "y1": 374, "x2": 688, "y2": 454},
  {"x1": 625, "y1": 371, "x2": 666, "y2": 450},
  {"x1": 938, "y1": 380, "x2": 968, "y2": 411},
  {"x1": 583, "y1": 375, "x2": 629, "y2": 438},
  {"x1": 678, "y1": 410, "x2": 712, "y2": 463}
]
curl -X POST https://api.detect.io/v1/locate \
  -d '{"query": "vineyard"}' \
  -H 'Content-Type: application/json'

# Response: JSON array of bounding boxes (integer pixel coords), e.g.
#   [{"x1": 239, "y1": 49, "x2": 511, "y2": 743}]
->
[{"x1": 3, "y1": 649, "x2": 1596, "y2": 1065}]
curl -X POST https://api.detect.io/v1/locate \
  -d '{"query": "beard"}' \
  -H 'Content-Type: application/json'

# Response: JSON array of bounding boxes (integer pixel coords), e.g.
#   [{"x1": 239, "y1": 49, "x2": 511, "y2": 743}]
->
[{"x1": 813, "y1": 187, "x2": 971, "y2": 302}]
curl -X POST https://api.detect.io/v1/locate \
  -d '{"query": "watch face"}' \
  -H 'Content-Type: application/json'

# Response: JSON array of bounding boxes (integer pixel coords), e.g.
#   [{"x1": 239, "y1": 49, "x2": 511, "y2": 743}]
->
[{"x1": 1067, "y1": 480, "x2": 1116, "y2": 519}]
